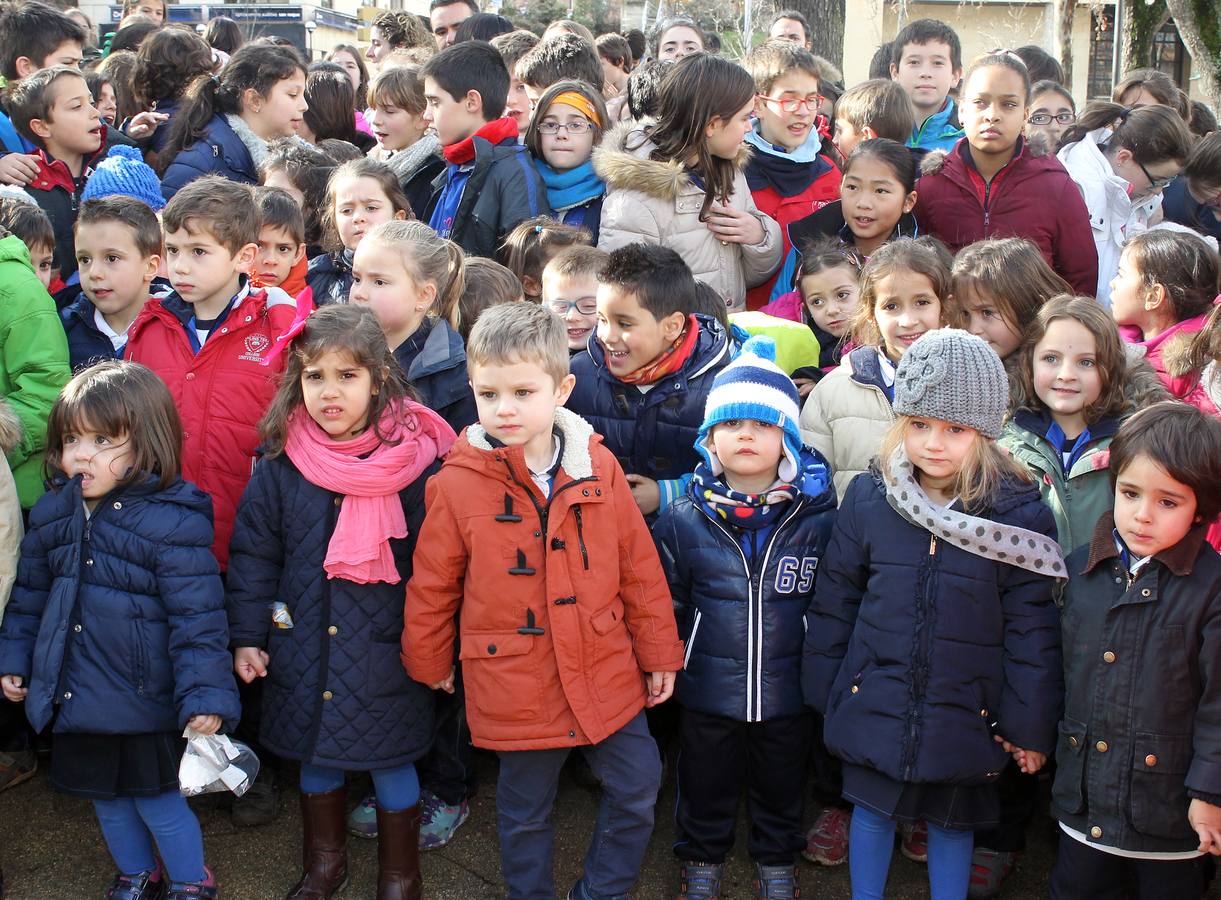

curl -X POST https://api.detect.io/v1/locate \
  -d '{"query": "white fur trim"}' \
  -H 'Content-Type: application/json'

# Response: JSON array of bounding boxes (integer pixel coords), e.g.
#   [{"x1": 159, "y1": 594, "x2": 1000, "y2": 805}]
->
[{"x1": 465, "y1": 407, "x2": 595, "y2": 479}]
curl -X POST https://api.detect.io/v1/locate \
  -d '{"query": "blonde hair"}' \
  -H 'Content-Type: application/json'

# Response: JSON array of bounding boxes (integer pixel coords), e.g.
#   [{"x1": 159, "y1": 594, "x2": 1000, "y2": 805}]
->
[
  {"x1": 466, "y1": 301, "x2": 569, "y2": 387},
  {"x1": 364, "y1": 220, "x2": 464, "y2": 329}
]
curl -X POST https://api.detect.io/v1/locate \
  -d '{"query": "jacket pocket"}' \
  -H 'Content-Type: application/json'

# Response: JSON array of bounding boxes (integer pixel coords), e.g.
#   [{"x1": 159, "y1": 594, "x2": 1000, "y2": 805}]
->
[
  {"x1": 367, "y1": 639, "x2": 412, "y2": 699},
  {"x1": 683, "y1": 610, "x2": 702, "y2": 670},
  {"x1": 1051, "y1": 717, "x2": 1088, "y2": 816},
  {"x1": 459, "y1": 631, "x2": 540, "y2": 722},
  {"x1": 590, "y1": 599, "x2": 640, "y2": 704},
  {"x1": 1129, "y1": 732, "x2": 1195, "y2": 841}
]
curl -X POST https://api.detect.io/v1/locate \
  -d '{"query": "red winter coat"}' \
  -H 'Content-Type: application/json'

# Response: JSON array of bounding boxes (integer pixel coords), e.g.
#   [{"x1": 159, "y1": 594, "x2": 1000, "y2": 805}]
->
[
  {"x1": 914, "y1": 139, "x2": 1098, "y2": 296},
  {"x1": 125, "y1": 284, "x2": 298, "y2": 567}
]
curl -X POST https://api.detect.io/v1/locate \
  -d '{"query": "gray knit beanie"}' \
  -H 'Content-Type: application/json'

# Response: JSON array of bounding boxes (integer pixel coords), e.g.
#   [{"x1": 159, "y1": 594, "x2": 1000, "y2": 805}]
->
[{"x1": 893, "y1": 328, "x2": 1008, "y2": 439}]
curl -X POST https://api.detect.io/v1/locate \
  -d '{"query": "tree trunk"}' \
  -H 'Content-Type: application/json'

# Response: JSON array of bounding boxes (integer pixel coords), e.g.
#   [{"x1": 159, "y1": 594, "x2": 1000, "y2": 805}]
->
[
  {"x1": 783, "y1": 0, "x2": 845, "y2": 73},
  {"x1": 1055, "y1": 0, "x2": 1074, "y2": 86},
  {"x1": 1120, "y1": 0, "x2": 1167, "y2": 73},
  {"x1": 1165, "y1": 0, "x2": 1221, "y2": 110}
]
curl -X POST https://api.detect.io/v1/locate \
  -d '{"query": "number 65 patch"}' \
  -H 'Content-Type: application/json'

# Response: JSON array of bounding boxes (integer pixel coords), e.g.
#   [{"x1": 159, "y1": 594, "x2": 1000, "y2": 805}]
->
[{"x1": 774, "y1": 556, "x2": 818, "y2": 593}]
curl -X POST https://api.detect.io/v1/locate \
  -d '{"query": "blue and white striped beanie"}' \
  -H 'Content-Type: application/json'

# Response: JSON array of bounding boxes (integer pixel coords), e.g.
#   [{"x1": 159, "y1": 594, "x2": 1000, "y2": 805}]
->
[{"x1": 696, "y1": 336, "x2": 803, "y2": 482}]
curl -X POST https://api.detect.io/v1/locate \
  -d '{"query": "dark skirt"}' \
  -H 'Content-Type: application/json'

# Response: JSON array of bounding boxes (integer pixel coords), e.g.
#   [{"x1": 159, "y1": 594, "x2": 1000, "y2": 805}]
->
[
  {"x1": 842, "y1": 763, "x2": 1000, "y2": 831},
  {"x1": 51, "y1": 732, "x2": 184, "y2": 800}
]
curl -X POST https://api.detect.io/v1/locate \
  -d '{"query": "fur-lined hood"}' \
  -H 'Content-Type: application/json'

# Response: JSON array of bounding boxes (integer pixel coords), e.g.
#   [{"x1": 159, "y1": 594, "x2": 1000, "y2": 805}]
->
[
  {"x1": 593, "y1": 120, "x2": 752, "y2": 201},
  {"x1": 0, "y1": 397, "x2": 21, "y2": 456},
  {"x1": 918, "y1": 135, "x2": 1052, "y2": 179}
]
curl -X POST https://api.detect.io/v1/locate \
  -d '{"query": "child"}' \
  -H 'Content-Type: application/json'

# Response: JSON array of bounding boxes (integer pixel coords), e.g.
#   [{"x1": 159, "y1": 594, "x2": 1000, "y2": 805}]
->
[
  {"x1": 803, "y1": 328, "x2": 1064, "y2": 900},
  {"x1": 489, "y1": 29, "x2": 540, "y2": 139},
  {"x1": 227, "y1": 305, "x2": 452, "y2": 899},
  {"x1": 567, "y1": 243, "x2": 733, "y2": 516},
  {"x1": 526, "y1": 80, "x2": 609, "y2": 243},
  {"x1": 307, "y1": 158, "x2": 411, "y2": 305},
  {"x1": 79, "y1": 144, "x2": 167, "y2": 214},
  {"x1": 259, "y1": 139, "x2": 337, "y2": 256},
  {"x1": 1161, "y1": 132, "x2": 1221, "y2": 243},
  {"x1": 402, "y1": 301, "x2": 684, "y2": 900},
  {"x1": 125, "y1": 176, "x2": 298, "y2": 568},
  {"x1": 799, "y1": 238, "x2": 949, "y2": 500},
  {"x1": 1025, "y1": 80, "x2": 1076, "y2": 153},
  {"x1": 367, "y1": 66, "x2": 445, "y2": 220},
  {"x1": 502, "y1": 216, "x2": 590, "y2": 301},
  {"x1": 60, "y1": 197, "x2": 161, "y2": 370},
  {"x1": 542, "y1": 244, "x2": 607, "y2": 354},
  {"x1": 889, "y1": 19, "x2": 965, "y2": 153},
  {"x1": 651, "y1": 16, "x2": 705, "y2": 61},
  {"x1": 916, "y1": 51, "x2": 1099, "y2": 297},
  {"x1": 1057, "y1": 102, "x2": 1193, "y2": 304},
  {"x1": 515, "y1": 34, "x2": 606, "y2": 108},
  {"x1": 85, "y1": 71, "x2": 117, "y2": 126},
  {"x1": 158, "y1": 43, "x2": 307, "y2": 199},
  {"x1": 420, "y1": 40, "x2": 551, "y2": 259},
  {"x1": 459, "y1": 256, "x2": 523, "y2": 341},
  {"x1": 595, "y1": 33, "x2": 632, "y2": 119},
  {"x1": 350, "y1": 219, "x2": 476, "y2": 434},
  {"x1": 654, "y1": 336, "x2": 837, "y2": 899},
  {"x1": 625, "y1": 59, "x2": 673, "y2": 122},
  {"x1": 0, "y1": 195, "x2": 56, "y2": 291},
  {"x1": 832, "y1": 78, "x2": 915, "y2": 161},
  {"x1": 0, "y1": 360, "x2": 240, "y2": 900},
  {"x1": 1110, "y1": 229, "x2": 1220, "y2": 412},
  {"x1": 252, "y1": 186, "x2": 308, "y2": 297},
  {"x1": 742, "y1": 41, "x2": 841, "y2": 308},
  {"x1": 1050, "y1": 401, "x2": 1221, "y2": 900},
  {"x1": 596, "y1": 53, "x2": 782, "y2": 313}
]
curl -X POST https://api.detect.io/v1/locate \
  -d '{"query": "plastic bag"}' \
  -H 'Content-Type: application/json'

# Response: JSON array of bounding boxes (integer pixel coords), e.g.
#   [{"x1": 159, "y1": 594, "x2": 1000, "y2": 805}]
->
[{"x1": 178, "y1": 729, "x2": 260, "y2": 797}]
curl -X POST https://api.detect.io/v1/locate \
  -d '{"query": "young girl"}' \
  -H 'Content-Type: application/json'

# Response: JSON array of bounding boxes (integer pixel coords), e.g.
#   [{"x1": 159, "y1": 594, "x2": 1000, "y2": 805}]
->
[
  {"x1": 307, "y1": 158, "x2": 411, "y2": 305},
  {"x1": 527, "y1": 80, "x2": 609, "y2": 243},
  {"x1": 1057, "y1": 102, "x2": 1193, "y2": 304},
  {"x1": 0, "y1": 361, "x2": 240, "y2": 900},
  {"x1": 1025, "y1": 79, "x2": 1076, "y2": 152},
  {"x1": 803, "y1": 328, "x2": 1063, "y2": 900},
  {"x1": 1110, "y1": 229, "x2": 1220, "y2": 412},
  {"x1": 916, "y1": 51, "x2": 1099, "y2": 297},
  {"x1": 459, "y1": 257, "x2": 524, "y2": 341},
  {"x1": 159, "y1": 43, "x2": 308, "y2": 198},
  {"x1": 366, "y1": 66, "x2": 443, "y2": 220},
  {"x1": 799, "y1": 238, "x2": 950, "y2": 500},
  {"x1": 763, "y1": 237, "x2": 861, "y2": 370},
  {"x1": 301, "y1": 63, "x2": 373, "y2": 153},
  {"x1": 595, "y1": 53, "x2": 782, "y2": 313},
  {"x1": 350, "y1": 220, "x2": 477, "y2": 434},
  {"x1": 260, "y1": 139, "x2": 337, "y2": 256},
  {"x1": 227, "y1": 305, "x2": 454, "y2": 899},
  {"x1": 325, "y1": 44, "x2": 373, "y2": 138},
  {"x1": 767, "y1": 138, "x2": 918, "y2": 304},
  {"x1": 85, "y1": 71, "x2": 117, "y2": 126},
  {"x1": 500, "y1": 216, "x2": 589, "y2": 302}
]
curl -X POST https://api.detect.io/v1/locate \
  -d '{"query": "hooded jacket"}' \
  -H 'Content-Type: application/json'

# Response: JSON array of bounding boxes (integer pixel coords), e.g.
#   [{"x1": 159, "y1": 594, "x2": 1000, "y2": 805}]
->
[
  {"x1": 393, "y1": 317, "x2": 477, "y2": 435},
  {"x1": 594, "y1": 123, "x2": 783, "y2": 312},
  {"x1": 908, "y1": 98, "x2": 965, "y2": 153},
  {"x1": 401, "y1": 408, "x2": 684, "y2": 750},
  {"x1": 160, "y1": 114, "x2": 260, "y2": 200},
  {"x1": 1120, "y1": 312, "x2": 1219, "y2": 416},
  {"x1": 915, "y1": 138, "x2": 1098, "y2": 297},
  {"x1": 0, "y1": 399, "x2": 22, "y2": 622},
  {"x1": 306, "y1": 250, "x2": 353, "y2": 306}
]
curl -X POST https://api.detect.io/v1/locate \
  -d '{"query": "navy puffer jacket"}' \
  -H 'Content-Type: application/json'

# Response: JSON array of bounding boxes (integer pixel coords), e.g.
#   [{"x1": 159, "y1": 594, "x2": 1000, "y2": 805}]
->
[
  {"x1": 654, "y1": 460, "x2": 836, "y2": 721},
  {"x1": 566, "y1": 315, "x2": 732, "y2": 481},
  {"x1": 59, "y1": 289, "x2": 120, "y2": 371},
  {"x1": 306, "y1": 251, "x2": 352, "y2": 307},
  {"x1": 393, "y1": 317, "x2": 477, "y2": 435},
  {"x1": 160, "y1": 115, "x2": 258, "y2": 200},
  {"x1": 226, "y1": 455, "x2": 439, "y2": 770},
  {"x1": 803, "y1": 469, "x2": 1062, "y2": 785},
  {"x1": 0, "y1": 475, "x2": 241, "y2": 735}
]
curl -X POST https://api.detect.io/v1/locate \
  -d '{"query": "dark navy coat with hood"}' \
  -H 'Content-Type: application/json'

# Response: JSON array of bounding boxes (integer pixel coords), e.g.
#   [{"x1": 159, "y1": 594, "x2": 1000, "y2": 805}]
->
[
  {"x1": 393, "y1": 317, "x2": 477, "y2": 435},
  {"x1": 160, "y1": 115, "x2": 258, "y2": 200}
]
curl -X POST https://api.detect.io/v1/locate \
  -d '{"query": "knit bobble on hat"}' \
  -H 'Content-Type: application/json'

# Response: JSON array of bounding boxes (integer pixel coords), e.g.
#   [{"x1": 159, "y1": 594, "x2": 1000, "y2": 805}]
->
[
  {"x1": 80, "y1": 144, "x2": 166, "y2": 211},
  {"x1": 893, "y1": 328, "x2": 1008, "y2": 438}
]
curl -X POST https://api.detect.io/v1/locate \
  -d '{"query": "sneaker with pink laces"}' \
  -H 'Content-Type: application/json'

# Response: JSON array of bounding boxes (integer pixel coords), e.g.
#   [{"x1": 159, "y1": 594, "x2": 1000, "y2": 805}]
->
[
  {"x1": 900, "y1": 820, "x2": 929, "y2": 863},
  {"x1": 802, "y1": 806, "x2": 851, "y2": 866}
]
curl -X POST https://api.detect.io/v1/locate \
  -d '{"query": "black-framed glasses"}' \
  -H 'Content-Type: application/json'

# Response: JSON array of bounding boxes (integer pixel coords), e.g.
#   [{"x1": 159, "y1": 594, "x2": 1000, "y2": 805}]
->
[
  {"x1": 755, "y1": 92, "x2": 825, "y2": 114},
  {"x1": 1027, "y1": 112, "x2": 1076, "y2": 126},
  {"x1": 536, "y1": 121, "x2": 595, "y2": 135},
  {"x1": 1136, "y1": 159, "x2": 1176, "y2": 192},
  {"x1": 548, "y1": 297, "x2": 598, "y2": 316}
]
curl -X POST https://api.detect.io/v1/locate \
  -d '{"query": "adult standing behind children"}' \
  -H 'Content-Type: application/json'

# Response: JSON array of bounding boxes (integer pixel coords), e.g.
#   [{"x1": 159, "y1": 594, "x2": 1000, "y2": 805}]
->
[{"x1": 889, "y1": 19, "x2": 965, "y2": 153}]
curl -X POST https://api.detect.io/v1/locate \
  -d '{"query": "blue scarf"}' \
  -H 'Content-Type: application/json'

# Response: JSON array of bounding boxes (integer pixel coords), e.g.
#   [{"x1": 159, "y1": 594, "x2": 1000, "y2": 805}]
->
[{"x1": 534, "y1": 158, "x2": 604, "y2": 212}]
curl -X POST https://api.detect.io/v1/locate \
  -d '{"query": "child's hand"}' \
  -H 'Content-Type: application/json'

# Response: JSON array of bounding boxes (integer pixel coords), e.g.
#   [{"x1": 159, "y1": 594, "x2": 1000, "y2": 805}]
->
[
  {"x1": 188, "y1": 714, "x2": 222, "y2": 735},
  {"x1": 0, "y1": 153, "x2": 39, "y2": 186},
  {"x1": 430, "y1": 668, "x2": 456, "y2": 694},
  {"x1": 704, "y1": 205, "x2": 766, "y2": 246},
  {"x1": 644, "y1": 671, "x2": 675, "y2": 707},
  {"x1": 994, "y1": 735, "x2": 1046, "y2": 774},
  {"x1": 1190, "y1": 799, "x2": 1221, "y2": 855},
  {"x1": 1, "y1": 675, "x2": 27, "y2": 702},
  {"x1": 233, "y1": 647, "x2": 269, "y2": 683},
  {"x1": 625, "y1": 474, "x2": 660, "y2": 516},
  {"x1": 795, "y1": 377, "x2": 817, "y2": 399},
  {"x1": 125, "y1": 111, "x2": 168, "y2": 139}
]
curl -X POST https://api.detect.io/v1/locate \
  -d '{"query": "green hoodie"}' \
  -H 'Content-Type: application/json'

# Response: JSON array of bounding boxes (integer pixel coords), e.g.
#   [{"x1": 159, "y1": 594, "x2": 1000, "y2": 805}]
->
[{"x1": 0, "y1": 235, "x2": 70, "y2": 508}]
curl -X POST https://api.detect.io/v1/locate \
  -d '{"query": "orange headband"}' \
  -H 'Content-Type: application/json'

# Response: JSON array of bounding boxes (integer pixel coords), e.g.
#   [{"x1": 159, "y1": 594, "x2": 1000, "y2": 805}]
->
[{"x1": 550, "y1": 91, "x2": 602, "y2": 129}]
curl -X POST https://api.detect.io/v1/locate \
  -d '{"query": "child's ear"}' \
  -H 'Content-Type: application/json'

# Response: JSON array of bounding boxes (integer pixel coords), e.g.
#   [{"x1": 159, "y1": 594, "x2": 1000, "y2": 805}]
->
[
  {"x1": 27, "y1": 116, "x2": 52, "y2": 141},
  {"x1": 660, "y1": 309, "x2": 687, "y2": 340},
  {"x1": 236, "y1": 242, "x2": 258, "y2": 272},
  {"x1": 902, "y1": 190, "x2": 918, "y2": 214},
  {"x1": 13, "y1": 56, "x2": 39, "y2": 79},
  {"x1": 465, "y1": 89, "x2": 483, "y2": 115},
  {"x1": 393, "y1": 208, "x2": 408, "y2": 221},
  {"x1": 704, "y1": 116, "x2": 724, "y2": 139},
  {"x1": 862, "y1": 125, "x2": 878, "y2": 140},
  {"x1": 950, "y1": 67, "x2": 963, "y2": 90},
  {"x1": 888, "y1": 63, "x2": 899, "y2": 81},
  {"x1": 292, "y1": 243, "x2": 306, "y2": 266},
  {"x1": 241, "y1": 87, "x2": 263, "y2": 114},
  {"x1": 417, "y1": 280, "x2": 438, "y2": 312},
  {"x1": 1144, "y1": 282, "x2": 1168, "y2": 312},
  {"x1": 142, "y1": 254, "x2": 161, "y2": 283},
  {"x1": 522, "y1": 274, "x2": 542, "y2": 298},
  {"x1": 555, "y1": 372, "x2": 577, "y2": 404}
]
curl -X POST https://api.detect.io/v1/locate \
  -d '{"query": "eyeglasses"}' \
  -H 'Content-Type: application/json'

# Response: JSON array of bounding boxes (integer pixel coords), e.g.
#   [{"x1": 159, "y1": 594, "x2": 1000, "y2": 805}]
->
[
  {"x1": 548, "y1": 297, "x2": 598, "y2": 316},
  {"x1": 1027, "y1": 112, "x2": 1076, "y2": 126},
  {"x1": 1136, "y1": 159, "x2": 1176, "y2": 192},
  {"x1": 536, "y1": 120, "x2": 595, "y2": 135},
  {"x1": 755, "y1": 93, "x2": 825, "y2": 114}
]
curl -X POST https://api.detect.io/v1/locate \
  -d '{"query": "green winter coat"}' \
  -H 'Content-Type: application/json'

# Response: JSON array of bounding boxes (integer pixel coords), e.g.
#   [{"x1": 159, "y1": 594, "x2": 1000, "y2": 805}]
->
[
  {"x1": 0, "y1": 236, "x2": 70, "y2": 508},
  {"x1": 998, "y1": 410, "x2": 1117, "y2": 554}
]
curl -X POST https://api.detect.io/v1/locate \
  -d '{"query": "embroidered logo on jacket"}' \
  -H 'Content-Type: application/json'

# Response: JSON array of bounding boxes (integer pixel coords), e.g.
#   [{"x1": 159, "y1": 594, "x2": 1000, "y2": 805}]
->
[{"x1": 238, "y1": 333, "x2": 270, "y2": 363}]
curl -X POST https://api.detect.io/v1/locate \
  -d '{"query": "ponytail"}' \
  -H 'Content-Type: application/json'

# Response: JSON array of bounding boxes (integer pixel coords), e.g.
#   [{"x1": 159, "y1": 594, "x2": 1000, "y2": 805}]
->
[
  {"x1": 1059, "y1": 101, "x2": 1192, "y2": 165},
  {"x1": 438, "y1": 240, "x2": 465, "y2": 329}
]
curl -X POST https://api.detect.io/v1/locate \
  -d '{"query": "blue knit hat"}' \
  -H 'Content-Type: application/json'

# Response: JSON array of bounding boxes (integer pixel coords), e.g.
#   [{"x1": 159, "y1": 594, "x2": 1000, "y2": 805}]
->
[
  {"x1": 81, "y1": 145, "x2": 165, "y2": 211},
  {"x1": 697, "y1": 335, "x2": 803, "y2": 482}
]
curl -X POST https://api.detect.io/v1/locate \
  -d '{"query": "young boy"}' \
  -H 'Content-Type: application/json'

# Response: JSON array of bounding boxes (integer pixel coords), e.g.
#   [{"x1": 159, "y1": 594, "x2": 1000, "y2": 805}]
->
[
  {"x1": 566, "y1": 243, "x2": 732, "y2": 517},
  {"x1": 489, "y1": 29, "x2": 540, "y2": 139},
  {"x1": 833, "y1": 78, "x2": 916, "y2": 159},
  {"x1": 889, "y1": 19, "x2": 965, "y2": 153},
  {"x1": 252, "y1": 186, "x2": 308, "y2": 297},
  {"x1": 0, "y1": 195, "x2": 55, "y2": 291},
  {"x1": 542, "y1": 244, "x2": 607, "y2": 355},
  {"x1": 60, "y1": 196, "x2": 160, "y2": 370},
  {"x1": 654, "y1": 335, "x2": 837, "y2": 900},
  {"x1": 402, "y1": 301, "x2": 683, "y2": 900},
  {"x1": 420, "y1": 41, "x2": 550, "y2": 259},
  {"x1": 516, "y1": 33, "x2": 605, "y2": 107},
  {"x1": 743, "y1": 40, "x2": 840, "y2": 309},
  {"x1": 1051, "y1": 401, "x2": 1221, "y2": 900},
  {"x1": 125, "y1": 176, "x2": 298, "y2": 568}
]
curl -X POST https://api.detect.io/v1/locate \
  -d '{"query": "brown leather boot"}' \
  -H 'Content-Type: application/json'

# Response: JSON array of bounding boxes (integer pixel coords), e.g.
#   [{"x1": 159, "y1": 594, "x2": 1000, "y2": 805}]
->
[
  {"x1": 285, "y1": 787, "x2": 349, "y2": 899},
  {"x1": 376, "y1": 804, "x2": 423, "y2": 900}
]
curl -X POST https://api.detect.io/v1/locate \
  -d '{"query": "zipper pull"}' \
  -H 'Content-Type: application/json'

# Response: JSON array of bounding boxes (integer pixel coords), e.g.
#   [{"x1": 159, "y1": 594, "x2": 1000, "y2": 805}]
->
[{"x1": 929, "y1": 534, "x2": 938, "y2": 556}]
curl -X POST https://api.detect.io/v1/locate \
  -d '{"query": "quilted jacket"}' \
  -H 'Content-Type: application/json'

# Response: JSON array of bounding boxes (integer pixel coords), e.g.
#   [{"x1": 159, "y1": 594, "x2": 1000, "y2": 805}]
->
[
  {"x1": 402, "y1": 408, "x2": 684, "y2": 751},
  {"x1": 0, "y1": 473, "x2": 241, "y2": 735},
  {"x1": 227, "y1": 453, "x2": 440, "y2": 770},
  {"x1": 160, "y1": 114, "x2": 258, "y2": 200}
]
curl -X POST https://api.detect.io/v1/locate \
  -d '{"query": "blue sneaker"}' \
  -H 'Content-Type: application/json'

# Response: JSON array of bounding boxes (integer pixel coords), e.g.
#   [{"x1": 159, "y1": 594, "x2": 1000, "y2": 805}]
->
[
  {"x1": 105, "y1": 869, "x2": 166, "y2": 900},
  {"x1": 347, "y1": 791, "x2": 378, "y2": 838},
  {"x1": 418, "y1": 790, "x2": 470, "y2": 850}
]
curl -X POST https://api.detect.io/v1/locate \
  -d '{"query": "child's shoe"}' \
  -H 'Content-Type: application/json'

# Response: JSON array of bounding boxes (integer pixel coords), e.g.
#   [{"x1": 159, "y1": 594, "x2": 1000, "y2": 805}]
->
[
  {"x1": 967, "y1": 848, "x2": 1019, "y2": 898},
  {"x1": 0, "y1": 749, "x2": 36, "y2": 792},
  {"x1": 231, "y1": 767, "x2": 279, "y2": 827},
  {"x1": 900, "y1": 819, "x2": 928, "y2": 862},
  {"x1": 677, "y1": 862, "x2": 723, "y2": 899},
  {"x1": 105, "y1": 869, "x2": 166, "y2": 900},
  {"x1": 753, "y1": 863, "x2": 799, "y2": 899},
  {"x1": 164, "y1": 867, "x2": 217, "y2": 900},
  {"x1": 417, "y1": 791, "x2": 469, "y2": 850},
  {"x1": 346, "y1": 792, "x2": 378, "y2": 839},
  {"x1": 801, "y1": 806, "x2": 850, "y2": 866},
  {"x1": 287, "y1": 788, "x2": 348, "y2": 899},
  {"x1": 376, "y1": 803, "x2": 423, "y2": 900}
]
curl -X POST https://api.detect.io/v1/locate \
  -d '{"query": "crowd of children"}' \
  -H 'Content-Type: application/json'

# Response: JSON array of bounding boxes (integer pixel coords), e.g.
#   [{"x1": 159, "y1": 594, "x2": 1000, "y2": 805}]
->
[{"x1": 0, "y1": 2, "x2": 1218, "y2": 899}]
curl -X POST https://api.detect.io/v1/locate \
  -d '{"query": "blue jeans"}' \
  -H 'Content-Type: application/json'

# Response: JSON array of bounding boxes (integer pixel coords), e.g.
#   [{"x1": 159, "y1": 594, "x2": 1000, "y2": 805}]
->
[
  {"x1": 849, "y1": 803, "x2": 973, "y2": 900},
  {"x1": 299, "y1": 762, "x2": 420, "y2": 811},
  {"x1": 94, "y1": 791, "x2": 206, "y2": 882},
  {"x1": 495, "y1": 711, "x2": 661, "y2": 900}
]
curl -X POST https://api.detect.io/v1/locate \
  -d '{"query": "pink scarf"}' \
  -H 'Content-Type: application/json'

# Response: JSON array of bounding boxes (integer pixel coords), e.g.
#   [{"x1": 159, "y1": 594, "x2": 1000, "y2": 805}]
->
[{"x1": 284, "y1": 400, "x2": 456, "y2": 584}]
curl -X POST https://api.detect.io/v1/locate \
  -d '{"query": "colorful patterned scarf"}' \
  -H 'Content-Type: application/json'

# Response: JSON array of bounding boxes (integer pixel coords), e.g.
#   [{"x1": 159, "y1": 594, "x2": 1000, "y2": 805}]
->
[{"x1": 617, "y1": 314, "x2": 699, "y2": 385}]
